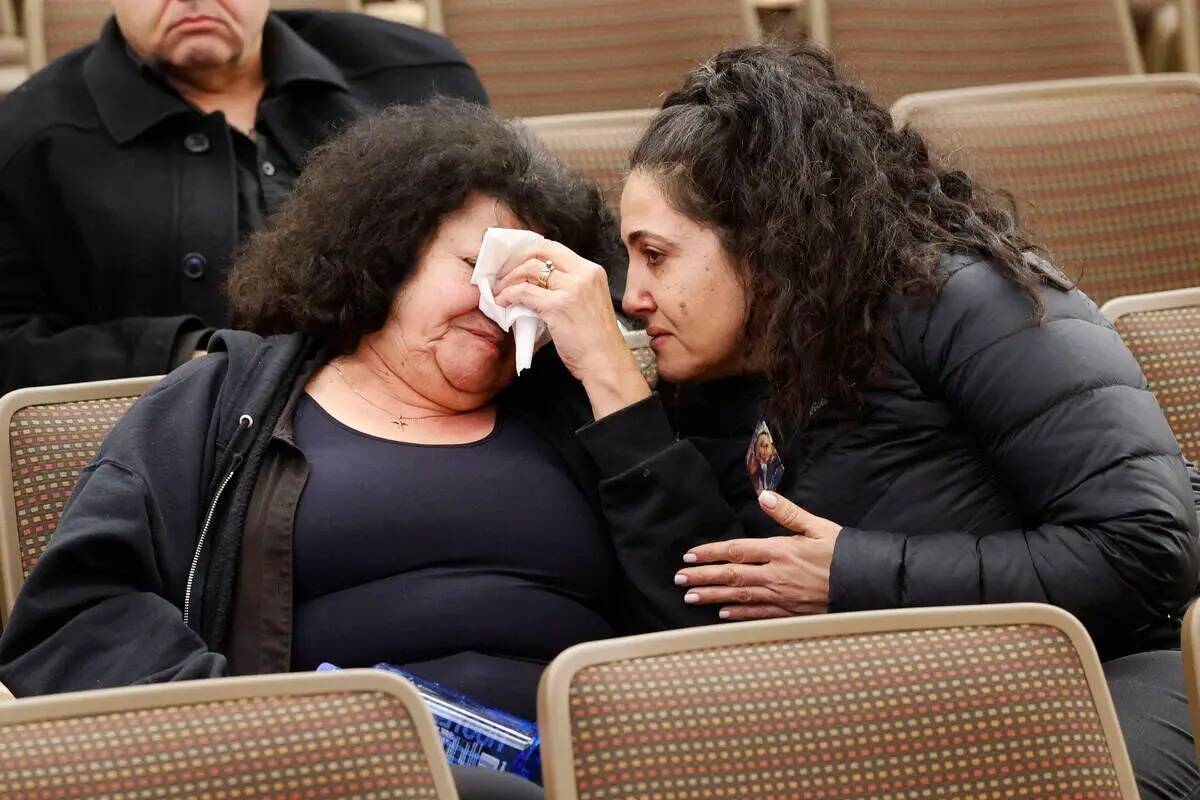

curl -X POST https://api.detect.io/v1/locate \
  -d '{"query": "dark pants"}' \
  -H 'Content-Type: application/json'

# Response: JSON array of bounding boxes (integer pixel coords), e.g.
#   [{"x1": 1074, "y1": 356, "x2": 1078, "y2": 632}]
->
[
  {"x1": 450, "y1": 650, "x2": 1198, "y2": 800},
  {"x1": 1105, "y1": 650, "x2": 1199, "y2": 800},
  {"x1": 451, "y1": 766, "x2": 544, "y2": 800}
]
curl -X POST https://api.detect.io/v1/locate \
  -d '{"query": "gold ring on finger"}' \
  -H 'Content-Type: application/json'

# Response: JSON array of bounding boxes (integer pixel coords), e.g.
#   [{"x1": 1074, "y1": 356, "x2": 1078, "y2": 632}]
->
[{"x1": 536, "y1": 260, "x2": 555, "y2": 289}]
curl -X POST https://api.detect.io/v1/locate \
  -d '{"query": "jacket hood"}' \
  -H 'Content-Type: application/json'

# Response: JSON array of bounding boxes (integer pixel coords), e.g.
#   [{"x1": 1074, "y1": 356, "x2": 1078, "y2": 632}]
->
[{"x1": 205, "y1": 333, "x2": 318, "y2": 456}]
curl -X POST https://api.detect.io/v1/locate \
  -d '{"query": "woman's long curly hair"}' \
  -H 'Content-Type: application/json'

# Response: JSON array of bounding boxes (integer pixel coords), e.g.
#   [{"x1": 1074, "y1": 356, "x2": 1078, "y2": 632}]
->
[
  {"x1": 228, "y1": 99, "x2": 621, "y2": 354},
  {"x1": 631, "y1": 43, "x2": 1044, "y2": 427}
]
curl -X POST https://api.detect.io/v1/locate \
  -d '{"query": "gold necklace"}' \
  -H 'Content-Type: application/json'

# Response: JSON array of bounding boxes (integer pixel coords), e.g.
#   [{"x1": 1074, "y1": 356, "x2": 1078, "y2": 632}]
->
[{"x1": 330, "y1": 359, "x2": 445, "y2": 430}]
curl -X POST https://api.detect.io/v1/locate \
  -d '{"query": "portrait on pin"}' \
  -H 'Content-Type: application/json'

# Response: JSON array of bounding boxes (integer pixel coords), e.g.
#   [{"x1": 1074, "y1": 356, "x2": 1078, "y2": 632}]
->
[{"x1": 746, "y1": 420, "x2": 784, "y2": 495}]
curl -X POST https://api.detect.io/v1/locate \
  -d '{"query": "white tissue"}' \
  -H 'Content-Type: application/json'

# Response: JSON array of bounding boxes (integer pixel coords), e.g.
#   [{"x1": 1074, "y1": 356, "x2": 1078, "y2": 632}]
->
[{"x1": 471, "y1": 227, "x2": 549, "y2": 375}]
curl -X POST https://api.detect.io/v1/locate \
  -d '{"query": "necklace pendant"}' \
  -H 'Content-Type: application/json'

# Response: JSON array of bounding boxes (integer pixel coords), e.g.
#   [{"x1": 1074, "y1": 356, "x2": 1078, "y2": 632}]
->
[{"x1": 393, "y1": 419, "x2": 407, "y2": 429}]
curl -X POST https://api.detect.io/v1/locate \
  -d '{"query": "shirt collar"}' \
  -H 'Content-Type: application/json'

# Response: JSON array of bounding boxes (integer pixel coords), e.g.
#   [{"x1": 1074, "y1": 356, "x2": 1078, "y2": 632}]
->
[
  {"x1": 85, "y1": 14, "x2": 349, "y2": 146},
  {"x1": 258, "y1": 14, "x2": 349, "y2": 94}
]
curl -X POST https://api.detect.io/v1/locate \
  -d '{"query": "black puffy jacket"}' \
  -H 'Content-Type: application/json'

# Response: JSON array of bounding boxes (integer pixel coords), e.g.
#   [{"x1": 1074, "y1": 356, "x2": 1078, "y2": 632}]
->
[{"x1": 579, "y1": 255, "x2": 1200, "y2": 659}]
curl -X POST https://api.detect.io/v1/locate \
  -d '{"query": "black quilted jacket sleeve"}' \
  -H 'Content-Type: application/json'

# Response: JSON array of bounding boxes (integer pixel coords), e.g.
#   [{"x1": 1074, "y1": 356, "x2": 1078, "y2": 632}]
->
[{"x1": 830, "y1": 257, "x2": 1200, "y2": 649}]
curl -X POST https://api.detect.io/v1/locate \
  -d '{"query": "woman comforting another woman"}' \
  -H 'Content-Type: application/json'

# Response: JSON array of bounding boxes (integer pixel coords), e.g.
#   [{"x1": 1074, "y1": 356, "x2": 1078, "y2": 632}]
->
[
  {"x1": 495, "y1": 44, "x2": 1200, "y2": 798},
  {"x1": 2, "y1": 42, "x2": 1198, "y2": 800},
  {"x1": 0, "y1": 100, "x2": 643, "y2": 800}
]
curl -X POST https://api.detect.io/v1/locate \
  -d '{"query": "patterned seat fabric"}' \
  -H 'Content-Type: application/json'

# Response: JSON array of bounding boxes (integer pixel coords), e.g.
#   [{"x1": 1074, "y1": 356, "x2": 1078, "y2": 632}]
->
[
  {"x1": 818, "y1": 0, "x2": 1138, "y2": 108},
  {"x1": 523, "y1": 109, "x2": 654, "y2": 211},
  {"x1": 567, "y1": 624, "x2": 1126, "y2": 798},
  {"x1": 438, "y1": 0, "x2": 754, "y2": 117},
  {"x1": 903, "y1": 84, "x2": 1200, "y2": 307},
  {"x1": 1114, "y1": 305, "x2": 1200, "y2": 462},
  {"x1": 630, "y1": 344, "x2": 658, "y2": 387},
  {"x1": 40, "y1": 0, "x2": 111, "y2": 65},
  {"x1": 0, "y1": 690, "x2": 440, "y2": 799},
  {"x1": 10, "y1": 396, "x2": 138, "y2": 579}
]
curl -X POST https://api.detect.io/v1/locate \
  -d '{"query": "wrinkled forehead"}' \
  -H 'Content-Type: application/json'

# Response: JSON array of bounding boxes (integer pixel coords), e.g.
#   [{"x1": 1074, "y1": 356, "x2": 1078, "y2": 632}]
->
[{"x1": 430, "y1": 193, "x2": 530, "y2": 252}]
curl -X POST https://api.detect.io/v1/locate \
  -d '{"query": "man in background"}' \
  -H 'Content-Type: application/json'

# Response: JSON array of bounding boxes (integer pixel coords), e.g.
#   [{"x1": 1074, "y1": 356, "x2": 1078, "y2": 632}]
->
[{"x1": 0, "y1": 0, "x2": 486, "y2": 393}]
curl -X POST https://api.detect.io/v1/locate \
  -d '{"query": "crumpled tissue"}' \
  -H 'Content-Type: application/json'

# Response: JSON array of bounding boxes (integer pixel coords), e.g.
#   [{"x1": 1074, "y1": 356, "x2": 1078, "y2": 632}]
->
[{"x1": 471, "y1": 227, "x2": 549, "y2": 374}]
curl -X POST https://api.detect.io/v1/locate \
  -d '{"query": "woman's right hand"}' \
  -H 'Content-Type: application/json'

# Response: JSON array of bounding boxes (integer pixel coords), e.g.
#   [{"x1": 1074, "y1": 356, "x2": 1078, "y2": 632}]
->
[
  {"x1": 674, "y1": 492, "x2": 842, "y2": 620},
  {"x1": 494, "y1": 239, "x2": 651, "y2": 419}
]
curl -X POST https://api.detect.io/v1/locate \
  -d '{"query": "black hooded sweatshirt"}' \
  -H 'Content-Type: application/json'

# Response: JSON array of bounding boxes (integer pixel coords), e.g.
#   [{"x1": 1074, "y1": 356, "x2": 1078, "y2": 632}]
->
[{"x1": 0, "y1": 330, "x2": 633, "y2": 694}]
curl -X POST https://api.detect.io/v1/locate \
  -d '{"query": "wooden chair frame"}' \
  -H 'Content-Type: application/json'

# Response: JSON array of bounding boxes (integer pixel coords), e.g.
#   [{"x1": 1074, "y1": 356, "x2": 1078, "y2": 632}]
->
[
  {"x1": 0, "y1": 669, "x2": 460, "y2": 799},
  {"x1": 1182, "y1": 0, "x2": 1200, "y2": 71},
  {"x1": 0, "y1": 0, "x2": 16, "y2": 38},
  {"x1": 23, "y1": 0, "x2": 48, "y2": 71},
  {"x1": 890, "y1": 71, "x2": 1200, "y2": 127},
  {"x1": 1100, "y1": 285, "x2": 1200, "y2": 323},
  {"x1": 810, "y1": 0, "x2": 1145, "y2": 77},
  {"x1": 0, "y1": 376, "x2": 160, "y2": 624},
  {"x1": 1182, "y1": 600, "x2": 1200, "y2": 766},
  {"x1": 538, "y1": 603, "x2": 1139, "y2": 800}
]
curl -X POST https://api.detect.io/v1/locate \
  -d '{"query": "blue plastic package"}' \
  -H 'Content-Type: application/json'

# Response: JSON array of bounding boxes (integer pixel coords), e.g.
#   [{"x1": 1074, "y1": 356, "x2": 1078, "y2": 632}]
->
[{"x1": 317, "y1": 662, "x2": 541, "y2": 784}]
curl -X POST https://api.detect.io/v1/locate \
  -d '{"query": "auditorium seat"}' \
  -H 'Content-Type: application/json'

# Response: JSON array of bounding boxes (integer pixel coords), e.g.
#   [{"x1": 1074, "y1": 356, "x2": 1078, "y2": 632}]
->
[
  {"x1": 1131, "y1": 0, "x2": 1171, "y2": 47},
  {"x1": 1143, "y1": 0, "x2": 1187, "y2": 71},
  {"x1": 25, "y1": 0, "x2": 108, "y2": 71},
  {"x1": 522, "y1": 108, "x2": 655, "y2": 211},
  {"x1": 0, "y1": 670, "x2": 459, "y2": 799},
  {"x1": 0, "y1": 0, "x2": 24, "y2": 65},
  {"x1": 427, "y1": 0, "x2": 761, "y2": 117},
  {"x1": 538, "y1": 603, "x2": 1138, "y2": 799},
  {"x1": 0, "y1": 376, "x2": 159, "y2": 624},
  {"x1": 1102, "y1": 287, "x2": 1200, "y2": 462},
  {"x1": 810, "y1": 0, "x2": 1144, "y2": 108},
  {"x1": 891, "y1": 74, "x2": 1200, "y2": 307}
]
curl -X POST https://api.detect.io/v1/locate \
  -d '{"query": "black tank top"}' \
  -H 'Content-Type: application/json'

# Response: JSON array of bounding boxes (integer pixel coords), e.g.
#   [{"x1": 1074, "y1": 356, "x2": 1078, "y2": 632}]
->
[{"x1": 290, "y1": 394, "x2": 615, "y2": 719}]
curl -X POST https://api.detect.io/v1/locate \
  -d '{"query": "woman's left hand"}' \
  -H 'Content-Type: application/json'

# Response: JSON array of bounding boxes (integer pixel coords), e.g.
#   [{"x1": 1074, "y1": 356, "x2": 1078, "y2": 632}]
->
[
  {"x1": 675, "y1": 492, "x2": 843, "y2": 620},
  {"x1": 494, "y1": 240, "x2": 650, "y2": 418}
]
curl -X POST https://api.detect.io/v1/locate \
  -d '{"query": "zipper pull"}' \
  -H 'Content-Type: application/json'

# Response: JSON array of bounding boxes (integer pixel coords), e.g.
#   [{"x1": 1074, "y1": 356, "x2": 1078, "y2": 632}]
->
[{"x1": 182, "y1": 414, "x2": 254, "y2": 631}]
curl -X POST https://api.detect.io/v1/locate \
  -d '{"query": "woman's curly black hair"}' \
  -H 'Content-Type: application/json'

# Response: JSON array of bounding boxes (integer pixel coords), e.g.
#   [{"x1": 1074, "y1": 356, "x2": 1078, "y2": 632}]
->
[
  {"x1": 631, "y1": 42, "x2": 1044, "y2": 427},
  {"x1": 228, "y1": 98, "x2": 622, "y2": 354}
]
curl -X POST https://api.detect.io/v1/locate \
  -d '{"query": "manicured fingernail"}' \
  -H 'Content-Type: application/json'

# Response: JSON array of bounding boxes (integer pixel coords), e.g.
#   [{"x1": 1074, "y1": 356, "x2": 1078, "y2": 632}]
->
[
  {"x1": 682, "y1": 553, "x2": 698, "y2": 563},
  {"x1": 719, "y1": 609, "x2": 732, "y2": 619},
  {"x1": 759, "y1": 491, "x2": 778, "y2": 509},
  {"x1": 684, "y1": 592, "x2": 700, "y2": 604},
  {"x1": 674, "y1": 573, "x2": 688, "y2": 585}
]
